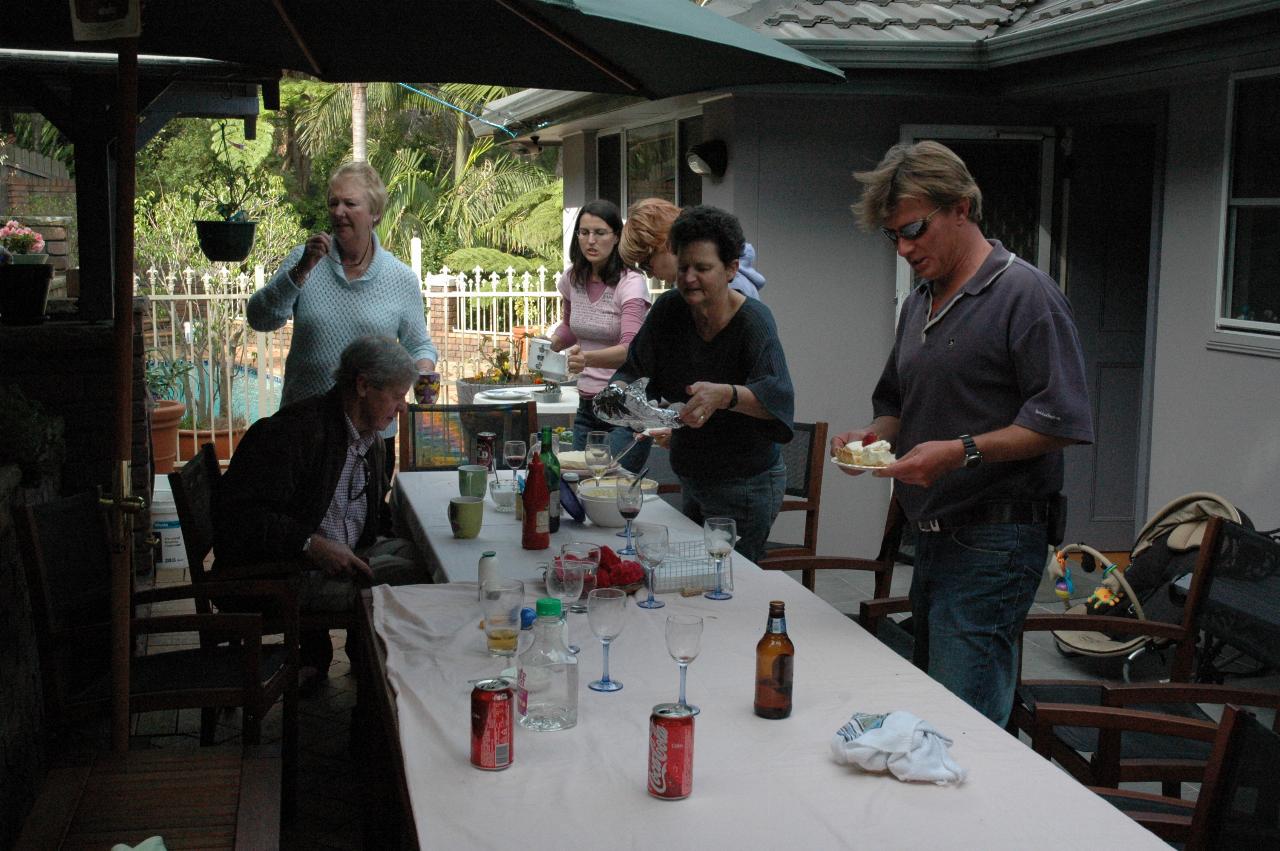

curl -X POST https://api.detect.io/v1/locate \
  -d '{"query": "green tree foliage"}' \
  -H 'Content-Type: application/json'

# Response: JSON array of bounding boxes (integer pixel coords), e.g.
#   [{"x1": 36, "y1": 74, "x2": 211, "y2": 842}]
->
[{"x1": 442, "y1": 247, "x2": 548, "y2": 277}]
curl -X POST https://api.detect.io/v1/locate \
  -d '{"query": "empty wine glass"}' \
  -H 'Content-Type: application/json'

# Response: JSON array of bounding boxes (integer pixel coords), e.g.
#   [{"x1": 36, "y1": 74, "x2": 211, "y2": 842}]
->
[
  {"x1": 616, "y1": 479, "x2": 644, "y2": 556},
  {"x1": 665, "y1": 614, "x2": 703, "y2": 715},
  {"x1": 633, "y1": 522, "x2": 667, "y2": 609},
  {"x1": 585, "y1": 430, "x2": 612, "y2": 490},
  {"x1": 587, "y1": 588, "x2": 626, "y2": 692},
  {"x1": 561, "y1": 542, "x2": 600, "y2": 615},
  {"x1": 545, "y1": 557, "x2": 585, "y2": 653},
  {"x1": 504, "y1": 439, "x2": 526, "y2": 483},
  {"x1": 703, "y1": 517, "x2": 735, "y2": 600}
]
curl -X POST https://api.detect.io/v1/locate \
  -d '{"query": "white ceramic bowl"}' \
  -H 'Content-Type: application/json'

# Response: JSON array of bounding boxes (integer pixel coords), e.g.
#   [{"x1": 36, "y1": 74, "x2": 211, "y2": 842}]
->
[{"x1": 577, "y1": 479, "x2": 659, "y2": 528}]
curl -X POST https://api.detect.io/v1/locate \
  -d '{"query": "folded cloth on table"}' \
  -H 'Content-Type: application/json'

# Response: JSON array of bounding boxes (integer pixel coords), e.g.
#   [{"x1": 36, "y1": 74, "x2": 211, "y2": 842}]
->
[
  {"x1": 558, "y1": 450, "x2": 588, "y2": 471},
  {"x1": 830, "y1": 710, "x2": 966, "y2": 785},
  {"x1": 112, "y1": 837, "x2": 168, "y2": 851}
]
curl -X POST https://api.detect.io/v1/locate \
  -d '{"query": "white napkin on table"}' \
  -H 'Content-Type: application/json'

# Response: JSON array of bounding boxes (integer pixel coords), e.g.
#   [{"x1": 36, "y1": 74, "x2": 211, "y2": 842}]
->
[{"x1": 830, "y1": 710, "x2": 967, "y2": 785}]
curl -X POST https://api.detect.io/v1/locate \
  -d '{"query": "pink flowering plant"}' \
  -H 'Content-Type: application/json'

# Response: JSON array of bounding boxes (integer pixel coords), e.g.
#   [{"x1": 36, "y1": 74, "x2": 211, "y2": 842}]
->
[{"x1": 0, "y1": 220, "x2": 45, "y2": 255}]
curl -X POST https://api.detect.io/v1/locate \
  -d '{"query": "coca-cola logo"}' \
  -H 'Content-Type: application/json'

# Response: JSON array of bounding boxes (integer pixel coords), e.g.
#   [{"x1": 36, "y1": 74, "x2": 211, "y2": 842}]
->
[{"x1": 649, "y1": 723, "x2": 668, "y2": 793}]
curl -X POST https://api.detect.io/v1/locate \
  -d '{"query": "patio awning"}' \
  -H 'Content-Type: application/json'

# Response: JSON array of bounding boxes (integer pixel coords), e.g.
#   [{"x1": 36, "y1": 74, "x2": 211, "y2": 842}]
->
[{"x1": 6, "y1": 0, "x2": 844, "y2": 97}]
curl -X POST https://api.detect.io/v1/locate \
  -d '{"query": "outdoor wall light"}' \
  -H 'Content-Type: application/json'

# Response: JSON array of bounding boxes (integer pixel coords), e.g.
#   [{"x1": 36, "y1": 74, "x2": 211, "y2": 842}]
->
[{"x1": 686, "y1": 140, "x2": 728, "y2": 178}]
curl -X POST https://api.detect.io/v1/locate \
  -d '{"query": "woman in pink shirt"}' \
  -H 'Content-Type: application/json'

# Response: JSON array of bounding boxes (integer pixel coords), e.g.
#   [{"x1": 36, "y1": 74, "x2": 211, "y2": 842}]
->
[{"x1": 550, "y1": 200, "x2": 652, "y2": 473}]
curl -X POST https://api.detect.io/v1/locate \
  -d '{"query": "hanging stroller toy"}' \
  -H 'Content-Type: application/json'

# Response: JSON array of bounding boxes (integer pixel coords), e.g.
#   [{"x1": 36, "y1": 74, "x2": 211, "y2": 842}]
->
[{"x1": 1045, "y1": 492, "x2": 1246, "y2": 680}]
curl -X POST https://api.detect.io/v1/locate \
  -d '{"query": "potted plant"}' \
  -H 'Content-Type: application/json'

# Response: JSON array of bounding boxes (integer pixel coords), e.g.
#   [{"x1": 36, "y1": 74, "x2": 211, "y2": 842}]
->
[
  {"x1": 0, "y1": 219, "x2": 48, "y2": 265},
  {"x1": 0, "y1": 219, "x2": 53, "y2": 325},
  {"x1": 145, "y1": 350, "x2": 191, "y2": 474},
  {"x1": 455, "y1": 334, "x2": 541, "y2": 404},
  {"x1": 192, "y1": 121, "x2": 266, "y2": 262}
]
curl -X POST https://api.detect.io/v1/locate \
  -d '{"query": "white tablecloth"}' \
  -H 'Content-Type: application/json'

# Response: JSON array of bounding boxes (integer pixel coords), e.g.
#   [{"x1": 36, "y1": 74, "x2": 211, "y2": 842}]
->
[{"x1": 376, "y1": 473, "x2": 1166, "y2": 850}]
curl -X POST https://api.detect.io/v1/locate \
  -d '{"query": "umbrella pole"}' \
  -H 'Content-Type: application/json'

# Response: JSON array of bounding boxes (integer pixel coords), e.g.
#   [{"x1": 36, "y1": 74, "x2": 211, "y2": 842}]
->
[{"x1": 109, "y1": 37, "x2": 139, "y2": 754}]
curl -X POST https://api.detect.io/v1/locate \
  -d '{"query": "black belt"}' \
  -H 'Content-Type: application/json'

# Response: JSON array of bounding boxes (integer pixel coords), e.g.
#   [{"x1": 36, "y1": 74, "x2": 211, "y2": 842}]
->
[{"x1": 916, "y1": 501, "x2": 1051, "y2": 533}]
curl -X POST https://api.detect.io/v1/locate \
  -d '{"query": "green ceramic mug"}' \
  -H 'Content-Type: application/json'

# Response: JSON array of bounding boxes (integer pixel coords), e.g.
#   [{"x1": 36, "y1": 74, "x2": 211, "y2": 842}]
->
[
  {"x1": 448, "y1": 496, "x2": 484, "y2": 539},
  {"x1": 457, "y1": 464, "x2": 489, "y2": 498}
]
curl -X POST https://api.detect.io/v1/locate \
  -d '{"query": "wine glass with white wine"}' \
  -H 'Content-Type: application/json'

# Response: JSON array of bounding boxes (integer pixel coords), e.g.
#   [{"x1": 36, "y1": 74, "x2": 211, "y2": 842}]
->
[
  {"x1": 703, "y1": 516, "x2": 735, "y2": 601},
  {"x1": 585, "y1": 430, "x2": 612, "y2": 491}
]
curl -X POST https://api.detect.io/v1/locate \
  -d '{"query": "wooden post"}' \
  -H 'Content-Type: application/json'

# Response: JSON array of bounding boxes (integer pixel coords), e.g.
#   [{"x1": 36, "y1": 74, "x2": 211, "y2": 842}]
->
[{"x1": 110, "y1": 38, "x2": 139, "y2": 754}]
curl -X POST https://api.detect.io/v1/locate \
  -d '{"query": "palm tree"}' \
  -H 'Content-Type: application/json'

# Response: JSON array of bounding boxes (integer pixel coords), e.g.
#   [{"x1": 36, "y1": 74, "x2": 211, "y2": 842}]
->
[
  {"x1": 297, "y1": 82, "x2": 511, "y2": 178},
  {"x1": 351, "y1": 83, "x2": 368, "y2": 161}
]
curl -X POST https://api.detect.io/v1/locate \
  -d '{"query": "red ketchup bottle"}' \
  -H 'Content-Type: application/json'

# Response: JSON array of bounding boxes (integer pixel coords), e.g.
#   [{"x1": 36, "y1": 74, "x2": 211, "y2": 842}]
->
[{"x1": 522, "y1": 449, "x2": 550, "y2": 550}]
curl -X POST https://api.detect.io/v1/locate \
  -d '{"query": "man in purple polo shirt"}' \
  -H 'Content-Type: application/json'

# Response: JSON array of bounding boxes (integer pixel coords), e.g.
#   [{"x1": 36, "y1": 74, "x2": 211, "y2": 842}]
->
[{"x1": 834, "y1": 140, "x2": 1094, "y2": 727}]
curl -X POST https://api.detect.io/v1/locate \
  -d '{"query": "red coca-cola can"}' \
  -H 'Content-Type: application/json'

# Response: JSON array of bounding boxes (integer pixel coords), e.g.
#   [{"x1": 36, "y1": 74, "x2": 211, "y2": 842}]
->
[
  {"x1": 475, "y1": 431, "x2": 497, "y2": 471},
  {"x1": 647, "y1": 703, "x2": 694, "y2": 799},
  {"x1": 471, "y1": 679, "x2": 513, "y2": 770}
]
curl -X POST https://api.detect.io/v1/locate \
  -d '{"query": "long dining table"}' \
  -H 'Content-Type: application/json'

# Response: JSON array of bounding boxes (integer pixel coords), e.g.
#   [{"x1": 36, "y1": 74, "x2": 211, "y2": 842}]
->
[{"x1": 364, "y1": 470, "x2": 1167, "y2": 849}]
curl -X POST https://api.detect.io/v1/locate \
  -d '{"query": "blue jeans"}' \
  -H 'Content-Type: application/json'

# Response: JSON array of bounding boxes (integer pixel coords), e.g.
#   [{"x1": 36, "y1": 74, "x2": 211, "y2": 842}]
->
[
  {"x1": 909, "y1": 522, "x2": 1047, "y2": 728},
  {"x1": 679, "y1": 457, "x2": 786, "y2": 565},
  {"x1": 571, "y1": 395, "x2": 651, "y2": 475}
]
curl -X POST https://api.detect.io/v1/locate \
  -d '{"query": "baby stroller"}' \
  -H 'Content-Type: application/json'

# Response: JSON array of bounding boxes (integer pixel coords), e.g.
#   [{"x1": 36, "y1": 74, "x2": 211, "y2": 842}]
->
[{"x1": 1046, "y1": 492, "x2": 1247, "y2": 681}]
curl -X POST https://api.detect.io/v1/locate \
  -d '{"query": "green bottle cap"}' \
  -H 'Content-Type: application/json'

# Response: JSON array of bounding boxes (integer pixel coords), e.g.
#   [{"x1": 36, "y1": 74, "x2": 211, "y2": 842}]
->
[{"x1": 535, "y1": 597, "x2": 562, "y2": 617}]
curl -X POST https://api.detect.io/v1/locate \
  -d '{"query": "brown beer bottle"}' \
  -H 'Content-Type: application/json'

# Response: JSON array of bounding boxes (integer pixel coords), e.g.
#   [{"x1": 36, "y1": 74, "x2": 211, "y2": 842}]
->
[{"x1": 754, "y1": 600, "x2": 794, "y2": 719}]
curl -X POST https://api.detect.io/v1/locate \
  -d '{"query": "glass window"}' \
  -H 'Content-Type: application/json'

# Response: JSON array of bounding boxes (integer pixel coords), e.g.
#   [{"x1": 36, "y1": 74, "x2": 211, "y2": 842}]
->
[
  {"x1": 1222, "y1": 75, "x2": 1280, "y2": 333},
  {"x1": 597, "y1": 134, "x2": 621, "y2": 209},
  {"x1": 677, "y1": 116, "x2": 703, "y2": 207},
  {"x1": 626, "y1": 121, "x2": 676, "y2": 204}
]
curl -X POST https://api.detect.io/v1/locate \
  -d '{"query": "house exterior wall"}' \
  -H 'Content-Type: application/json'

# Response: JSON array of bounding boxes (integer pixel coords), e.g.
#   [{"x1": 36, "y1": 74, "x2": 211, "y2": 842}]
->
[{"x1": 1151, "y1": 76, "x2": 1280, "y2": 530}]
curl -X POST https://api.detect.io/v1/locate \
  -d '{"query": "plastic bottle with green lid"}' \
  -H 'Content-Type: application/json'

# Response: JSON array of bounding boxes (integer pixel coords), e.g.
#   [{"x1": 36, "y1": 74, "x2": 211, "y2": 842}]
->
[{"x1": 517, "y1": 598, "x2": 578, "y2": 731}]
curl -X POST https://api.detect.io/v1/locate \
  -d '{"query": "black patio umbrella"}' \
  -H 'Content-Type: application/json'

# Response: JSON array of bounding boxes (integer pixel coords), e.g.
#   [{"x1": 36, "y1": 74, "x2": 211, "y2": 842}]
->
[{"x1": 11, "y1": 0, "x2": 843, "y2": 94}]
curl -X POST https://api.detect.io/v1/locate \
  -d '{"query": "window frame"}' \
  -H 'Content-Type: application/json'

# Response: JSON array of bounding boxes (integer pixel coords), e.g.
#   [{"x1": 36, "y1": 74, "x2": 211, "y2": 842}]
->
[
  {"x1": 594, "y1": 108, "x2": 704, "y2": 211},
  {"x1": 1215, "y1": 67, "x2": 1280, "y2": 344}
]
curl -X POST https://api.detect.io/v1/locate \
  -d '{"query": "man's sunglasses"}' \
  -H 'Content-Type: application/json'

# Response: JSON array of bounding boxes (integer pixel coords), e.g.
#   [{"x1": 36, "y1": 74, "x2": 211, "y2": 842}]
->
[{"x1": 880, "y1": 206, "x2": 942, "y2": 244}]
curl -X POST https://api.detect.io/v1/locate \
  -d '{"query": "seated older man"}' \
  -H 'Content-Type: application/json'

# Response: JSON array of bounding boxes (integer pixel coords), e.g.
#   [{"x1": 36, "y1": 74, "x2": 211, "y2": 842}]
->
[{"x1": 214, "y1": 335, "x2": 428, "y2": 690}]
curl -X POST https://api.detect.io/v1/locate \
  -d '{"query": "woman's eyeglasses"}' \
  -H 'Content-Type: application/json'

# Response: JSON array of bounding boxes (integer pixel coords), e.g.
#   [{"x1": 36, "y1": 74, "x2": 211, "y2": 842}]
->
[
  {"x1": 880, "y1": 206, "x2": 942, "y2": 244},
  {"x1": 349, "y1": 451, "x2": 372, "y2": 502},
  {"x1": 577, "y1": 228, "x2": 614, "y2": 240}
]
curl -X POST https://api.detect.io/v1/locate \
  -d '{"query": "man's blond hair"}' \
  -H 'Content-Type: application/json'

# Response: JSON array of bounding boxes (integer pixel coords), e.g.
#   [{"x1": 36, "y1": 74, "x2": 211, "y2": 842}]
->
[
  {"x1": 852, "y1": 140, "x2": 983, "y2": 230},
  {"x1": 620, "y1": 197, "x2": 680, "y2": 267}
]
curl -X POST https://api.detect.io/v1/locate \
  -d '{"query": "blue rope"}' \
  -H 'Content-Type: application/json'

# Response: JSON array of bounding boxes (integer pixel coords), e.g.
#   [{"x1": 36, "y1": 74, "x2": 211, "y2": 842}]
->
[{"x1": 396, "y1": 82, "x2": 516, "y2": 138}]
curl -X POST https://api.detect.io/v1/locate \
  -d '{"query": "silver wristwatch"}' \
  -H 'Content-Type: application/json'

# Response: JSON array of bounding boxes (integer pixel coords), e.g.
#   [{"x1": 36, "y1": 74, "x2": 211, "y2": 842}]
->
[{"x1": 959, "y1": 434, "x2": 982, "y2": 469}]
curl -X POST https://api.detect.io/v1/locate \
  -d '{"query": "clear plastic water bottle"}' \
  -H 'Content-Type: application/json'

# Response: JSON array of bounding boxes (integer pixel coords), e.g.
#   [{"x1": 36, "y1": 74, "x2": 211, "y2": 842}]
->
[{"x1": 517, "y1": 598, "x2": 578, "y2": 731}]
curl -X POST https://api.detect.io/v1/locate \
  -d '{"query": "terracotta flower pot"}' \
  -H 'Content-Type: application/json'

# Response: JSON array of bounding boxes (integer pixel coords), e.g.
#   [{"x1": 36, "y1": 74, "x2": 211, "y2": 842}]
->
[
  {"x1": 178, "y1": 426, "x2": 247, "y2": 462},
  {"x1": 150, "y1": 400, "x2": 186, "y2": 474}
]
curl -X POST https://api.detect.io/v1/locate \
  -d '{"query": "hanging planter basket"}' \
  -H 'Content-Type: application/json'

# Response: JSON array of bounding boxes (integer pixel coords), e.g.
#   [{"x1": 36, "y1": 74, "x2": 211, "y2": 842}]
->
[
  {"x1": 194, "y1": 219, "x2": 257, "y2": 262},
  {"x1": 0, "y1": 263, "x2": 53, "y2": 326}
]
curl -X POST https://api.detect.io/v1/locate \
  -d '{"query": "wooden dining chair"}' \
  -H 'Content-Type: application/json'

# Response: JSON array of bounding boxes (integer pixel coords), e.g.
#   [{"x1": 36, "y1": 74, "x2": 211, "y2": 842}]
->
[
  {"x1": 1031, "y1": 703, "x2": 1280, "y2": 849},
  {"x1": 399, "y1": 401, "x2": 537, "y2": 471},
  {"x1": 760, "y1": 495, "x2": 913, "y2": 657},
  {"x1": 169, "y1": 442, "x2": 353, "y2": 665},
  {"x1": 763, "y1": 420, "x2": 828, "y2": 559},
  {"x1": 13, "y1": 489, "x2": 298, "y2": 810}
]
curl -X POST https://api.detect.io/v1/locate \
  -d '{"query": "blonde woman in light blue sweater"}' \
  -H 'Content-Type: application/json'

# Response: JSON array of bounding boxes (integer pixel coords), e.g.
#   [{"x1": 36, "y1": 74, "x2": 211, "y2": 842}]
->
[{"x1": 249, "y1": 161, "x2": 437, "y2": 479}]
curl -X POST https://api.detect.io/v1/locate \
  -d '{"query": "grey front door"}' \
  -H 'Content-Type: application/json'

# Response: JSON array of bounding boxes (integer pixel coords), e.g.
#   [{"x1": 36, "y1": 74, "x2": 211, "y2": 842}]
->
[{"x1": 1057, "y1": 125, "x2": 1154, "y2": 549}]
